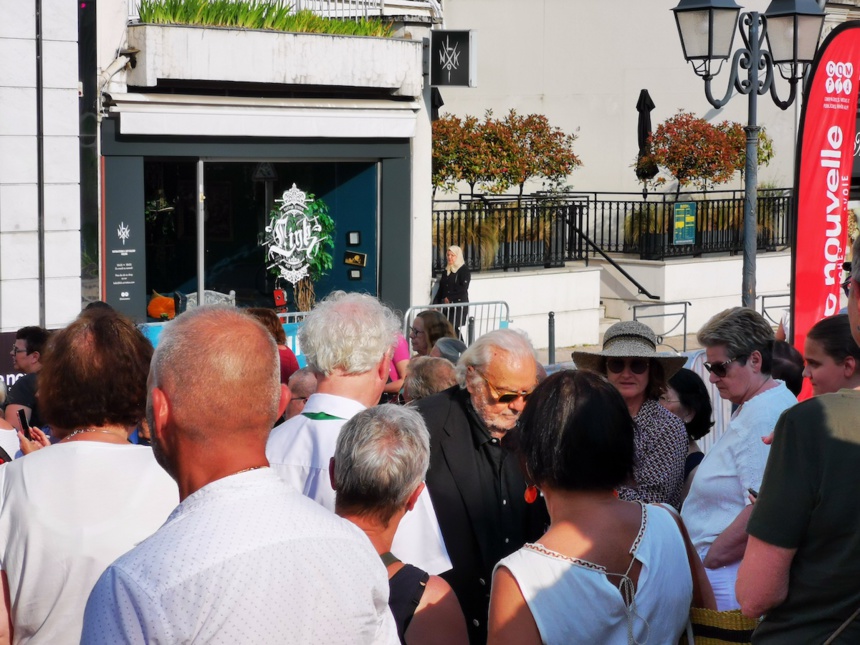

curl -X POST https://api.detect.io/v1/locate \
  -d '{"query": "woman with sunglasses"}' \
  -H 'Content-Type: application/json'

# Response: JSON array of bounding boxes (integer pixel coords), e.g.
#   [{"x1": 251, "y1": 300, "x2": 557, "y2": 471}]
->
[
  {"x1": 680, "y1": 307, "x2": 797, "y2": 611},
  {"x1": 573, "y1": 320, "x2": 688, "y2": 510}
]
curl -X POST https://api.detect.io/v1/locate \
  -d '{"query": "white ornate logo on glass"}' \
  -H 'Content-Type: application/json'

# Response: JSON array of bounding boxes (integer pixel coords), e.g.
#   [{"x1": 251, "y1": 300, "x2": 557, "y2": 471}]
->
[{"x1": 263, "y1": 184, "x2": 324, "y2": 286}]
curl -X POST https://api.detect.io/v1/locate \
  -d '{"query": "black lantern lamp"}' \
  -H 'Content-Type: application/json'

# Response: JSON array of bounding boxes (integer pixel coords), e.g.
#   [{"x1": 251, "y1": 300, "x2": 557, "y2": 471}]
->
[
  {"x1": 764, "y1": 0, "x2": 825, "y2": 69},
  {"x1": 671, "y1": 0, "x2": 825, "y2": 309},
  {"x1": 672, "y1": 0, "x2": 742, "y2": 74}
]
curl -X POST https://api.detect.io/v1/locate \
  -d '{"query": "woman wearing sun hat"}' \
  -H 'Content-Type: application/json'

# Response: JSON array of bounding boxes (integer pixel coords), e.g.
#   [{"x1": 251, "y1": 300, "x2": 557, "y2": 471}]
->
[{"x1": 573, "y1": 320, "x2": 689, "y2": 510}]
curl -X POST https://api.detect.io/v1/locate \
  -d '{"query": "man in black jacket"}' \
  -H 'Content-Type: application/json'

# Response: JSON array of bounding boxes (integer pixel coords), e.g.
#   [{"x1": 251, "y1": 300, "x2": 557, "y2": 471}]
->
[{"x1": 415, "y1": 329, "x2": 548, "y2": 644}]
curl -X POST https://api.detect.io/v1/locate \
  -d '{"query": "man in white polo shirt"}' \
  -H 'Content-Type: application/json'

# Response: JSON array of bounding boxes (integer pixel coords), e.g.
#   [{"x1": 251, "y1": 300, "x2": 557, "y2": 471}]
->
[
  {"x1": 267, "y1": 291, "x2": 450, "y2": 574},
  {"x1": 81, "y1": 306, "x2": 397, "y2": 644}
]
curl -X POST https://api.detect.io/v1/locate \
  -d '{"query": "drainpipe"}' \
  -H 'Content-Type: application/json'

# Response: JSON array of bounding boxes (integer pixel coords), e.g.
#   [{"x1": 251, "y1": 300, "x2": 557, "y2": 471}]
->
[{"x1": 35, "y1": 0, "x2": 46, "y2": 327}]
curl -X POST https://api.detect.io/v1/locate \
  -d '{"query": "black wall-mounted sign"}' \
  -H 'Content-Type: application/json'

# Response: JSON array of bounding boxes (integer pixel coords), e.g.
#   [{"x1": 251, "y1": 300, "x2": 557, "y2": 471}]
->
[{"x1": 430, "y1": 30, "x2": 477, "y2": 87}]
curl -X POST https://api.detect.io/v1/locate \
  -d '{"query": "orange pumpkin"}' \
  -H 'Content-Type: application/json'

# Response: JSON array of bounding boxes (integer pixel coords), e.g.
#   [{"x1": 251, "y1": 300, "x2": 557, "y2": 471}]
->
[{"x1": 147, "y1": 292, "x2": 175, "y2": 320}]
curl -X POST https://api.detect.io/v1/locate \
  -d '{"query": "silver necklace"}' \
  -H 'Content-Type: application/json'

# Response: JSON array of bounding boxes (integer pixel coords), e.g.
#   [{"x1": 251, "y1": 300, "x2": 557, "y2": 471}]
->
[{"x1": 63, "y1": 428, "x2": 122, "y2": 442}]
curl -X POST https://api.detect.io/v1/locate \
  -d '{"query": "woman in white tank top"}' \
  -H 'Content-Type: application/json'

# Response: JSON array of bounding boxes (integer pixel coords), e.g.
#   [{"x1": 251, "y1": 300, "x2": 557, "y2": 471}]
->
[{"x1": 488, "y1": 370, "x2": 713, "y2": 644}]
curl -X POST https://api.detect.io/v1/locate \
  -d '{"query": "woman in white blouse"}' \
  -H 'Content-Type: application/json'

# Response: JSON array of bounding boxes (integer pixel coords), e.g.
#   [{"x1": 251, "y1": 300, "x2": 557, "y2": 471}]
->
[
  {"x1": 487, "y1": 370, "x2": 711, "y2": 644},
  {"x1": 681, "y1": 307, "x2": 797, "y2": 610}
]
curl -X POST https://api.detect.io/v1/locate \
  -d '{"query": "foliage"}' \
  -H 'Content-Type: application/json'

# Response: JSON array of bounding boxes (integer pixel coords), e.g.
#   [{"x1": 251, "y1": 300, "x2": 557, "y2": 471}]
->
[
  {"x1": 431, "y1": 115, "x2": 491, "y2": 196},
  {"x1": 432, "y1": 110, "x2": 581, "y2": 197},
  {"x1": 717, "y1": 122, "x2": 775, "y2": 180},
  {"x1": 649, "y1": 110, "x2": 735, "y2": 194},
  {"x1": 138, "y1": 0, "x2": 394, "y2": 37},
  {"x1": 649, "y1": 110, "x2": 776, "y2": 195},
  {"x1": 482, "y1": 110, "x2": 582, "y2": 195}
]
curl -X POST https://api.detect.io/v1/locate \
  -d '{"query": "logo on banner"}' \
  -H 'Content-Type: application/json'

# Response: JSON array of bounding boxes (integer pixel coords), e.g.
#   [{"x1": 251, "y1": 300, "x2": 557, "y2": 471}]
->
[
  {"x1": 263, "y1": 184, "x2": 326, "y2": 286},
  {"x1": 825, "y1": 61, "x2": 854, "y2": 95}
]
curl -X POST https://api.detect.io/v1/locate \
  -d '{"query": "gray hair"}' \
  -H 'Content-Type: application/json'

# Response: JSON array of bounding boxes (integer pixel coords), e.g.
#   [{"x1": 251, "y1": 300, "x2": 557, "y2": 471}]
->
[
  {"x1": 287, "y1": 367, "x2": 317, "y2": 399},
  {"x1": 151, "y1": 306, "x2": 280, "y2": 437},
  {"x1": 432, "y1": 337, "x2": 467, "y2": 364},
  {"x1": 697, "y1": 307, "x2": 775, "y2": 373},
  {"x1": 333, "y1": 405, "x2": 430, "y2": 522},
  {"x1": 404, "y1": 356, "x2": 457, "y2": 401},
  {"x1": 298, "y1": 292, "x2": 400, "y2": 376},
  {"x1": 455, "y1": 328, "x2": 538, "y2": 387}
]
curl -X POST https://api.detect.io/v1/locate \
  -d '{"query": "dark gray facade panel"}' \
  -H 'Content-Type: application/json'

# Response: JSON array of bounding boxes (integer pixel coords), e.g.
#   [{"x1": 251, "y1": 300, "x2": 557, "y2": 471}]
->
[
  {"x1": 379, "y1": 156, "x2": 412, "y2": 315},
  {"x1": 103, "y1": 156, "x2": 147, "y2": 320}
]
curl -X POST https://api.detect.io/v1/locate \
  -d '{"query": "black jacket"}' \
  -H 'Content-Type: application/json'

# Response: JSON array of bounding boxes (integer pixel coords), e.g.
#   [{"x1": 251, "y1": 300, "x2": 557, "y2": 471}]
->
[{"x1": 415, "y1": 386, "x2": 548, "y2": 644}]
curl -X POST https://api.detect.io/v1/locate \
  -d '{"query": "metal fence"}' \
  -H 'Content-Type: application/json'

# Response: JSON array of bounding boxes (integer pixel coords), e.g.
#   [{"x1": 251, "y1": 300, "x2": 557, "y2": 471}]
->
[
  {"x1": 128, "y1": 0, "x2": 438, "y2": 21},
  {"x1": 403, "y1": 301, "x2": 511, "y2": 351},
  {"x1": 432, "y1": 189, "x2": 792, "y2": 273}
]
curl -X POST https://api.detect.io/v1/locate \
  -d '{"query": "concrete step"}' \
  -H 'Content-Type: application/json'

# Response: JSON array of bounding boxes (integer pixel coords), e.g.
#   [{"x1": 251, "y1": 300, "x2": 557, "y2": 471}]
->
[{"x1": 599, "y1": 316, "x2": 621, "y2": 336}]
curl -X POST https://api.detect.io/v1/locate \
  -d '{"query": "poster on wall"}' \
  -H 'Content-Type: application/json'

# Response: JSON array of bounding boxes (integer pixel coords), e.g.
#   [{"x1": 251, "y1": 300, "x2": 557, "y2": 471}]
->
[{"x1": 792, "y1": 22, "x2": 860, "y2": 401}]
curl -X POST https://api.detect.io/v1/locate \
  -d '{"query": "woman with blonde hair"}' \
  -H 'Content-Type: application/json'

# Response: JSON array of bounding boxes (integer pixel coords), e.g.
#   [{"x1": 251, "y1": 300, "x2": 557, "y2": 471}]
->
[{"x1": 433, "y1": 245, "x2": 471, "y2": 336}]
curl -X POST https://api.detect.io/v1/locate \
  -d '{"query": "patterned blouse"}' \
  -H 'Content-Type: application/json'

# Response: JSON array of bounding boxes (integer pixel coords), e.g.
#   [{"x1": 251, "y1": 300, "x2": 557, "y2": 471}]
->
[{"x1": 617, "y1": 398, "x2": 689, "y2": 510}]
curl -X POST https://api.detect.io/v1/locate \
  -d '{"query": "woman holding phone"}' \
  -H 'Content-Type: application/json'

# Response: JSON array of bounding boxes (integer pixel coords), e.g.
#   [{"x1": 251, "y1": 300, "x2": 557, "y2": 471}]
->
[{"x1": 0, "y1": 309, "x2": 178, "y2": 643}]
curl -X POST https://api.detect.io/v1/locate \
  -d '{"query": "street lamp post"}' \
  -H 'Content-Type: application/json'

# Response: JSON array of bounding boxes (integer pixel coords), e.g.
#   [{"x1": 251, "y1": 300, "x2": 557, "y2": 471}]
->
[{"x1": 671, "y1": 0, "x2": 825, "y2": 309}]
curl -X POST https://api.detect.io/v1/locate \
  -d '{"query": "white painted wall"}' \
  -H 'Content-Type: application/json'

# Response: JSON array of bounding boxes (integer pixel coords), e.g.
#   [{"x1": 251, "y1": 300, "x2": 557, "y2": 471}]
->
[
  {"x1": 438, "y1": 0, "x2": 817, "y2": 195},
  {"x1": 466, "y1": 265, "x2": 602, "y2": 349},
  {"x1": 596, "y1": 251, "x2": 792, "y2": 335},
  {"x1": 0, "y1": 0, "x2": 81, "y2": 332}
]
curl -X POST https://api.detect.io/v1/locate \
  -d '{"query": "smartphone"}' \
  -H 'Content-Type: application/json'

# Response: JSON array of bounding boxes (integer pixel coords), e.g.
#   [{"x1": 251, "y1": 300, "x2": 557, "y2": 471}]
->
[
  {"x1": 748, "y1": 487, "x2": 759, "y2": 498},
  {"x1": 16, "y1": 409, "x2": 32, "y2": 441}
]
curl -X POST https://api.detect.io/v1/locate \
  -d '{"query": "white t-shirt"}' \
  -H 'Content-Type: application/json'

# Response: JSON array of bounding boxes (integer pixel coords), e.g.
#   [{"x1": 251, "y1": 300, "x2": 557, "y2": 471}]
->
[
  {"x1": 0, "y1": 429, "x2": 20, "y2": 460},
  {"x1": 0, "y1": 442, "x2": 178, "y2": 645},
  {"x1": 496, "y1": 504, "x2": 692, "y2": 644},
  {"x1": 267, "y1": 392, "x2": 451, "y2": 574},
  {"x1": 81, "y1": 468, "x2": 399, "y2": 644}
]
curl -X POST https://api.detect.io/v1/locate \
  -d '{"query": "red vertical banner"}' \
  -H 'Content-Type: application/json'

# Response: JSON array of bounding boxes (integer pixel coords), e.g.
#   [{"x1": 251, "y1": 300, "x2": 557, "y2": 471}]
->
[{"x1": 792, "y1": 22, "x2": 860, "y2": 400}]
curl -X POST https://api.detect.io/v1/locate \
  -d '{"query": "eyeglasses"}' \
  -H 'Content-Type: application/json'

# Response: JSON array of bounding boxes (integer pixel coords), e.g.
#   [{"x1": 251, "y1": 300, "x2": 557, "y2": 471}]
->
[
  {"x1": 606, "y1": 358, "x2": 650, "y2": 375},
  {"x1": 409, "y1": 327, "x2": 425, "y2": 336},
  {"x1": 843, "y1": 277, "x2": 853, "y2": 298},
  {"x1": 475, "y1": 370, "x2": 535, "y2": 404},
  {"x1": 10, "y1": 345, "x2": 27, "y2": 354},
  {"x1": 703, "y1": 355, "x2": 747, "y2": 378}
]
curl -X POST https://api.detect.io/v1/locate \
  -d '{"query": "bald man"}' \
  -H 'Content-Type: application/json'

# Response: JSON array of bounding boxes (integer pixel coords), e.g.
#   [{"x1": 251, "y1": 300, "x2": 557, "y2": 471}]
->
[{"x1": 81, "y1": 306, "x2": 397, "y2": 644}]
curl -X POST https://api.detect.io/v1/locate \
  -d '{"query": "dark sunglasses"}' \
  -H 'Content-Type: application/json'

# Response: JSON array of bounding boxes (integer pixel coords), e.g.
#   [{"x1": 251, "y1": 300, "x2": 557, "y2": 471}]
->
[
  {"x1": 843, "y1": 277, "x2": 852, "y2": 298},
  {"x1": 475, "y1": 371, "x2": 535, "y2": 404},
  {"x1": 703, "y1": 355, "x2": 747, "y2": 378},
  {"x1": 606, "y1": 358, "x2": 649, "y2": 375}
]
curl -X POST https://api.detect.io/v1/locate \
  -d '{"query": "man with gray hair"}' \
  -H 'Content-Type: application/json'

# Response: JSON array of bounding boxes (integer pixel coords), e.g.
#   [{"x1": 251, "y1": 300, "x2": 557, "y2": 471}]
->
[
  {"x1": 402, "y1": 356, "x2": 457, "y2": 403},
  {"x1": 285, "y1": 367, "x2": 317, "y2": 420},
  {"x1": 267, "y1": 292, "x2": 449, "y2": 574},
  {"x1": 415, "y1": 328, "x2": 549, "y2": 644},
  {"x1": 332, "y1": 405, "x2": 467, "y2": 644},
  {"x1": 81, "y1": 306, "x2": 397, "y2": 643}
]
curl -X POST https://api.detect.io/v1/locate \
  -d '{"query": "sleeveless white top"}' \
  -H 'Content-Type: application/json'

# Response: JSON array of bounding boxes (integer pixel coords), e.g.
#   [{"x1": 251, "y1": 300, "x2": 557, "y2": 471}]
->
[{"x1": 495, "y1": 503, "x2": 692, "y2": 645}]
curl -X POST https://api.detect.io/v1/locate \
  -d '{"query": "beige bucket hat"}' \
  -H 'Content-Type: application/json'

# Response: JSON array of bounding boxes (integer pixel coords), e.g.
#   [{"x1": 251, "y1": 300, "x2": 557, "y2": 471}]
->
[{"x1": 571, "y1": 320, "x2": 686, "y2": 379}]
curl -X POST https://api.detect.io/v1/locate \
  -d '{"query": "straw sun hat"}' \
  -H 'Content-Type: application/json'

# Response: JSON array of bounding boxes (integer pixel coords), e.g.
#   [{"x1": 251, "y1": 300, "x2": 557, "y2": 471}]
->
[{"x1": 571, "y1": 320, "x2": 686, "y2": 379}]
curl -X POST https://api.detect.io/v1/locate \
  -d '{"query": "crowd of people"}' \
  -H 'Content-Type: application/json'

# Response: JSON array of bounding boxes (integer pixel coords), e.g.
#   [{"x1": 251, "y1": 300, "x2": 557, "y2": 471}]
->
[{"x1": 0, "y1": 235, "x2": 855, "y2": 643}]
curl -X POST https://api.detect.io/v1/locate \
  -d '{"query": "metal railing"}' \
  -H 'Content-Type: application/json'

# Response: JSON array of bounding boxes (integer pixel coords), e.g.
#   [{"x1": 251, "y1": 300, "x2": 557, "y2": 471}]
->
[
  {"x1": 403, "y1": 301, "x2": 511, "y2": 351},
  {"x1": 632, "y1": 301, "x2": 692, "y2": 353},
  {"x1": 760, "y1": 293, "x2": 790, "y2": 327},
  {"x1": 432, "y1": 188, "x2": 791, "y2": 271},
  {"x1": 128, "y1": 0, "x2": 439, "y2": 21}
]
